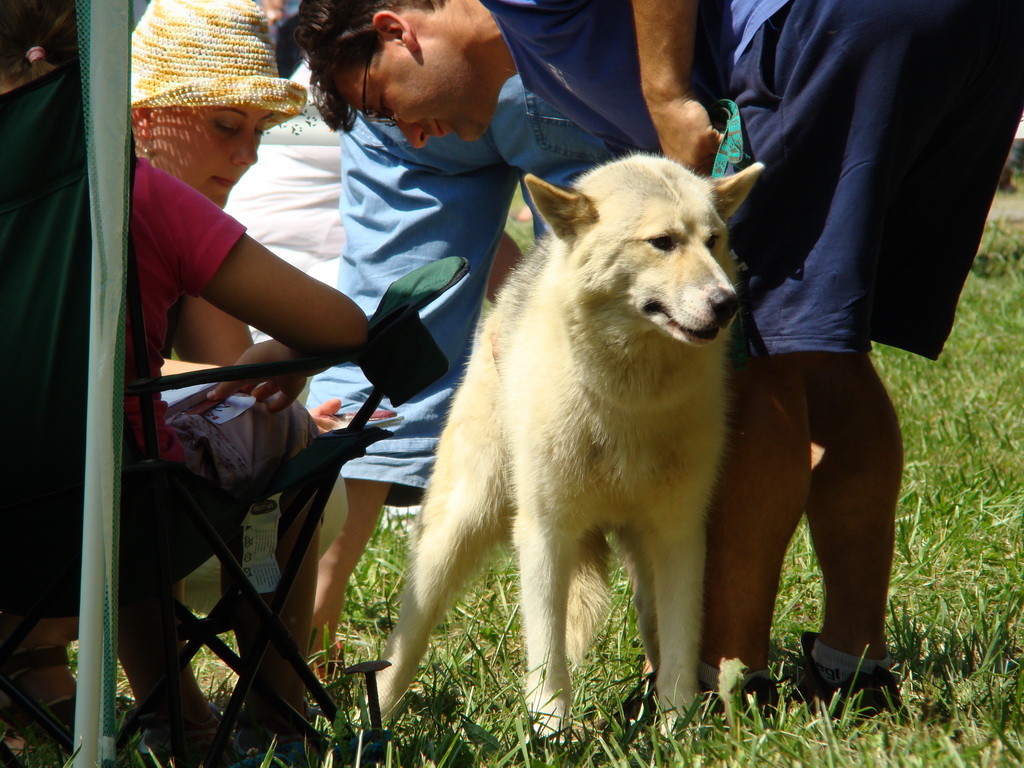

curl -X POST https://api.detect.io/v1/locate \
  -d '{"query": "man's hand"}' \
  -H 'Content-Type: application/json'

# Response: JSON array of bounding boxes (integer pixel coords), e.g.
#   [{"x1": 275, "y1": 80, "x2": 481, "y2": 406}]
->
[
  {"x1": 309, "y1": 398, "x2": 345, "y2": 433},
  {"x1": 647, "y1": 95, "x2": 721, "y2": 175},
  {"x1": 629, "y1": 0, "x2": 720, "y2": 174}
]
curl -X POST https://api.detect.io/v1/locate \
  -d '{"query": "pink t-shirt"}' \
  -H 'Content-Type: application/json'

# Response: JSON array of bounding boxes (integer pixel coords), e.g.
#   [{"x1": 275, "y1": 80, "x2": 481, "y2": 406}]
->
[{"x1": 125, "y1": 159, "x2": 246, "y2": 461}]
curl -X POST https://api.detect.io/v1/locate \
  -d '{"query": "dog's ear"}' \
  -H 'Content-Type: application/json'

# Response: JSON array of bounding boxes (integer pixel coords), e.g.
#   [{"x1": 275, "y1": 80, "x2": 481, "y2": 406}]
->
[
  {"x1": 524, "y1": 174, "x2": 599, "y2": 240},
  {"x1": 712, "y1": 162, "x2": 764, "y2": 220}
]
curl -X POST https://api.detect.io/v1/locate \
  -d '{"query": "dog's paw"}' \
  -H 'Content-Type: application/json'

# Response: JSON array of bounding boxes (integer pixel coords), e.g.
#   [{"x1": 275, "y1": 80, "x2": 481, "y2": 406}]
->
[
  {"x1": 528, "y1": 694, "x2": 571, "y2": 740},
  {"x1": 655, "y1": 692, "x2": 704, "y2": 737},
  {"x1": 530, "y1": 708, "x2": 571, "y2": 741}
]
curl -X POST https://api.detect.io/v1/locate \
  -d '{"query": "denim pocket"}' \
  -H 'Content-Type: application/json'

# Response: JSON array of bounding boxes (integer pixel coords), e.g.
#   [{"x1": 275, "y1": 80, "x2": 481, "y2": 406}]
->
[{"x1": 523, "y1": 85, "x2": 611, "y2": 164}]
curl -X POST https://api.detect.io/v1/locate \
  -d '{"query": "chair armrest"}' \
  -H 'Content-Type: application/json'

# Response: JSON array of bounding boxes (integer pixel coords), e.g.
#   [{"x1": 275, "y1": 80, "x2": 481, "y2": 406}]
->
[
  {"x1": 125, "y1": 349, "x2": 362, "y2": 397},
  {"x1": 125, "y1": 255, "x2": 470, "y2": 401}
]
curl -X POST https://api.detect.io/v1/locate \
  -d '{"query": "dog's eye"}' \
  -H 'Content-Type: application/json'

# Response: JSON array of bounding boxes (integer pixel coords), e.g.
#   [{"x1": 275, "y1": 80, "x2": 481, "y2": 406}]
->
[
  {"x1": 705, "y1": 234, "x2": 719, "y2": 250},
  {"x1": 647, "y1": 235, "x2": 674, "y2": 252}
]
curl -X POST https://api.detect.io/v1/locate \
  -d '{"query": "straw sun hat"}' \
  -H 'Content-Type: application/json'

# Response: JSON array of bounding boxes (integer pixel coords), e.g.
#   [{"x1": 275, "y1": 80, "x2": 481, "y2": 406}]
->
[{"x1": 131, "y1": 0, "x2": 306, "y2": 126}]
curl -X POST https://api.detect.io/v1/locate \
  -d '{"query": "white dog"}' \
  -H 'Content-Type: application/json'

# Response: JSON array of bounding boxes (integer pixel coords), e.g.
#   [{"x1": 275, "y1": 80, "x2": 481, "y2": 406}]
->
[{"x1": 376, "y1": 155, "x2": 763, "y2": 733}]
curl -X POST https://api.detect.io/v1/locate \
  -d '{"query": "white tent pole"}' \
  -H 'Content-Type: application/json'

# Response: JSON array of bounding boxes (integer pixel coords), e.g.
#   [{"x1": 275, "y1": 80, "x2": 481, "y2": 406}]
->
[{"x1": 74, "y1": 0, "x2": 131, "y2": 764}]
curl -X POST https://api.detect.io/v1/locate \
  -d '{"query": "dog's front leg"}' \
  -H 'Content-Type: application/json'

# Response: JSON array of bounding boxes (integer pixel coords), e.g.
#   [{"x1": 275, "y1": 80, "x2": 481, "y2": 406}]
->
[
  {"x1": 646, "y1": 522, "x2": 706, "y2": 730},
  {"x1": 617, "y1": 527, "x2": 661, "y2": 672},
  {"x1": 515, "y1": 515, "x2": 577, "y2": 737}
]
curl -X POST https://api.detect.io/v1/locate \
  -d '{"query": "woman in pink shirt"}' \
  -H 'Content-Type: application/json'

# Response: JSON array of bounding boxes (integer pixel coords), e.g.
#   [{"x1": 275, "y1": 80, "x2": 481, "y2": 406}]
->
[
  {"x1": 121, "y1": 0, "x2": 360, "y2": 757},
  {"x1": 0, "y1": 0, "x2": 365, "y2": 758}
]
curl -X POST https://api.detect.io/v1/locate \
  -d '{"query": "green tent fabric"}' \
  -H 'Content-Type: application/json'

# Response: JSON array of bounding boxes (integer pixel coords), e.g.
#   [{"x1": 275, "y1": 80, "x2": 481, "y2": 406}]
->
[
  {"x1": 0, "y1": 62, "x2": 91, "y2": 509},
  {"x1": 0, "y1": 62, "x2": 97, "y2": 626}
]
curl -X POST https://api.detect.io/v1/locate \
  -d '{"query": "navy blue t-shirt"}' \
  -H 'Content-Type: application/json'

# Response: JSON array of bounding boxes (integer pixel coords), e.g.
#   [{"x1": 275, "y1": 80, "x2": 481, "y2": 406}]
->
[{"x1": 480, "y1": 0, "x2": 788, "y2": 154}]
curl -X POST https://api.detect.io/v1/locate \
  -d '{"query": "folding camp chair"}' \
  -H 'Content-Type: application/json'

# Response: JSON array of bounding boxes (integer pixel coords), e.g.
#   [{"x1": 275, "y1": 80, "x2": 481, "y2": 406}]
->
[
  {"x1": 0, "y1": 59, "x2": 468, "y2": 767},
  {"x1": 117, "y1": 254, "x2": 466, "y2": 768}
]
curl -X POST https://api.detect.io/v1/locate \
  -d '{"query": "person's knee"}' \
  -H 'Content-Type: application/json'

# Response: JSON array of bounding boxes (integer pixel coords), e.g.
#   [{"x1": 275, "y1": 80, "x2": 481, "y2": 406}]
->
[
  {"x1": 1, "y1": 616, "x2": 79, "y2": 647},
  {"x1": 715, "y1": 357, "x2": 816, "y2": 505},
  {"x1": 802, "y1": 352, "x2": 903, "y2": 474},
  {"x1": 342, "y1": 478, "x2": 392, "y2": 524},
  {"x1": 802, "y1": 352, "x2": 898, "y2": 422},
  {"x1": 725, "y1": 351, "x2": 904, "y2": 477},
  {"x1": 727, "y1": 355, "x2": 812, "y2": 452}
]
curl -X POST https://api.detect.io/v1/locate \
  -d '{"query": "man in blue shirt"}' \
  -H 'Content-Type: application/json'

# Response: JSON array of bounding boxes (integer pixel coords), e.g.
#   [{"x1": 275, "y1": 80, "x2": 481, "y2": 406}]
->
[{"x1": 297, "y1": 0, "x2": 1024, "y2": 714}]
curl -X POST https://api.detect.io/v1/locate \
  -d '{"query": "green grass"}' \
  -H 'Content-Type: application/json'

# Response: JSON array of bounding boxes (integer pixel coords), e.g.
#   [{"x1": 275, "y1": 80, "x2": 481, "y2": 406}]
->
[
  {"x1": 313, "y1": 220, "x2": 1024, "y2": 766},
  {"x1": 13, "y1": 221, "x2": 1024, "y2": 768}
]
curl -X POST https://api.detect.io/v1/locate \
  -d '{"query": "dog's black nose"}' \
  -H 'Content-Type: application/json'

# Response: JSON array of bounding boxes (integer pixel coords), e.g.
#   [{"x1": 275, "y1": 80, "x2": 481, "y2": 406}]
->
[{"x1": 709, "y1": 287, "x2": 739, "y2": 327}]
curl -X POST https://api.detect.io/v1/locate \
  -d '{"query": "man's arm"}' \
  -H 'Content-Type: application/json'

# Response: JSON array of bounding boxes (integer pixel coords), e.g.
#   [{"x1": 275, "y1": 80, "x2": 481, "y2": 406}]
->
[{"x1": 630, "y1": 0, "x2": 720, "y2": 172}]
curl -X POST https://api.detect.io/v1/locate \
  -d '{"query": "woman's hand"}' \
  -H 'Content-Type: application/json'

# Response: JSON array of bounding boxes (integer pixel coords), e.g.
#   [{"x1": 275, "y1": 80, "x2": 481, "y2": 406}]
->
[{"x1": 208, "y1": 341, "x2": 310, "y2": 412}]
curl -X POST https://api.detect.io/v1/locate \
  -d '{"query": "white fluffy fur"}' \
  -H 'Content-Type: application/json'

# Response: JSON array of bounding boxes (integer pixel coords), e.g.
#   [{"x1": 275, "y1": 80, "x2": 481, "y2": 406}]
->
[{"x1": 376, "y1": 155, "x2": 763, "y2": 733}]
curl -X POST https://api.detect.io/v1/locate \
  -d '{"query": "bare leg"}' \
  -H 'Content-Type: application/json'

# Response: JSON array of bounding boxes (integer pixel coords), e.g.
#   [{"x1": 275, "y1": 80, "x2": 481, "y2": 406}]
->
[
  {"x1": 0, "y1": 616, "x2": 78, "y2": 715},
  {"x1": 804, "y1": 353, "x2": 901, "y2": 659},
  {"x1": 118, "y1": 584, "x2": 211, "y2": 722},
  {"x1": 701, "y1": 355, "x2": 812, "y2": 671},
  {"x1": 701, "y1": 352, "x2": 901, "y2": 671},
  {"x1": 485, "y1": 232, "x2": 523, "y2": 302},
  {"x1": 311, "y1": 479, "x2": 389, "y2": 652}
]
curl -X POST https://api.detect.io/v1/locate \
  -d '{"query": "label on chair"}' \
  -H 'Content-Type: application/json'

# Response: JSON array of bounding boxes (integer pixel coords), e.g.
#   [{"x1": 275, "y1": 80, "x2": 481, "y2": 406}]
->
[{"x1": 241, "y1": 495, "x2": 282, "y2": 593}]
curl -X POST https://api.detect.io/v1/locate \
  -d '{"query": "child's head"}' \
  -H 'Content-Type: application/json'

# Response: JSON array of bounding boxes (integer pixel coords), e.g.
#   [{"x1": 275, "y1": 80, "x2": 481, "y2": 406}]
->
[
  {"x1": 131, "y1": 0, "x2": 306, "y2": 125},
  {"x1": 0, "y1": 0, "x2": 77, "y2": 93},
  {"x1": 130, "y1": 0, "x2": 307, "y2": 207}
]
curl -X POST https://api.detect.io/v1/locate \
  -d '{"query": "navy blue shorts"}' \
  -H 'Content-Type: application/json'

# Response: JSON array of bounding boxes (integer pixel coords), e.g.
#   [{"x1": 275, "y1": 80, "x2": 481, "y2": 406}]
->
[{"x1": 726, "y1": 0, "x2": 1024, "y2": 359}]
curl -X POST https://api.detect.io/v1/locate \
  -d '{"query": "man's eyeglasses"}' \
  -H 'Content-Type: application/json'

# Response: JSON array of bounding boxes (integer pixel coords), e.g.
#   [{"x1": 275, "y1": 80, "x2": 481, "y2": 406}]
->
[{"x1": 360, "y1": 47, "x2": 398, "y2": 126}]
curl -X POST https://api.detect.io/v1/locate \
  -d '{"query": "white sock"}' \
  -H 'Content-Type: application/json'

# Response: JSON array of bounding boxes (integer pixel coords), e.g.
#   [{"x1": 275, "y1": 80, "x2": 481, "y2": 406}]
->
[{"x1": 811, "y1": 638, "x2": 893, "y2": 685}]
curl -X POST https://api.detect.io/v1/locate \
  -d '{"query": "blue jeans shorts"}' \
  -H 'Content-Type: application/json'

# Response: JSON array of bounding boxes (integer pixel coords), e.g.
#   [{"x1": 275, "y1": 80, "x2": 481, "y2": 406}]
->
[{"x1": 307, "y1": 76, "x2": 610, "y2": 489}]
